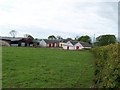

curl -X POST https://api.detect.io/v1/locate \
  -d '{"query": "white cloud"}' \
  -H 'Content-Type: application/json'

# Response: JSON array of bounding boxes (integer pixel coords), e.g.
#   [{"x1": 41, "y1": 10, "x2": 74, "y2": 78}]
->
[{"x1": 0, "y1": 0, "x2": 118, "y2": 39}]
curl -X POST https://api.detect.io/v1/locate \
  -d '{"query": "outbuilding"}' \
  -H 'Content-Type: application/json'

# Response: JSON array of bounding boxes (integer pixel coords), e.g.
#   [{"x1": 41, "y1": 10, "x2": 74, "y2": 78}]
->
[
  {"x1": 62, "y1": 41, "x2": 91, "y2": 50},
  {"x1": 39, "y1": 39, "x2": 60, "y2": 47}
]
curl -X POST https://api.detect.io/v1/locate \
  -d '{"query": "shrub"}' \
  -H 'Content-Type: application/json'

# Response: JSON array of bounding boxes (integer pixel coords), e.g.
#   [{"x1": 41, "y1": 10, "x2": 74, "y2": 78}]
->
[{"x1": 91, "y1": 44, "x2": 120, "y2": 88}]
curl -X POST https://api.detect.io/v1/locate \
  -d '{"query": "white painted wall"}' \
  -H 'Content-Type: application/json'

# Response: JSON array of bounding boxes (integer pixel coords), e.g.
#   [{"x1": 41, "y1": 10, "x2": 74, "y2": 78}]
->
[
  {"x1": 46, "y1": 43, "x2": 58, "y2": 47},
  {"x1": 39, "y1": 40, "x2": 47, "y2": 47},
  {"x1": 46, "y1": 44, "x2": 49, "y2": 47},
  {"x1": 11, "y1": 44, "x2": 18, "y2": 46},
  {"x1": 66, "y1": 41, "x2": 73, "y2": 46},
  {"x1": 74, "y1": 42, "x2": 84, "y2": 50},
  {"x1": 62, "y1": 41, "x2": 74, "y2": 50},
  {"x1": 69, "y1": 46, "x2": 75, "y2": 50},
  {"x1": 54, "y1": 43, "x2": 57, "y2": 47},
  {"x1": 30, "y1": 44, "x2": 33, "y2": 47},
  {"x1": 21, "y1": 42, "x2": 25, "y2": 46},
  {"x1": 62, "y1": 46, "x2": 74, "y2": 50},
  {"x1": 62, "y1": 46, "x2": 67, "y2": 49},
  {"x1": 62, "y1": 42, "x2": 86, "y2": 50},
  {"x1": 59, "y1": 42, "x2": 65, "y2": 47}
]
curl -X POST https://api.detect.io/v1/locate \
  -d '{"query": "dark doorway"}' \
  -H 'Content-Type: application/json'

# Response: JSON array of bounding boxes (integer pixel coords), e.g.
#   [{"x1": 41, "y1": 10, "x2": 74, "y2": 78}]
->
[
  {"x1": 76, "y1": 46, "x2": 79, "y2": 50},
  {"x1": 18, "y1": 42, "x2": 21, "y2": 46},
  {"x1": 67, "y1": 46, "x2": 69, "y2": 50},
  {"x1": 37, "y1": 43, "x2": 39, "y2": 45},
  {"x1": 49, "y1": 44, "x2": 51, "y2": 47},
  {"x1": 52, "y1": 43, "x2": 55, "y2": 47},
  {"x1": 25, "y1": 43, "x2": 27, "y2": 46},
  {"x1": 57, "y1": 44, "x2": 59, "y2": 47}
]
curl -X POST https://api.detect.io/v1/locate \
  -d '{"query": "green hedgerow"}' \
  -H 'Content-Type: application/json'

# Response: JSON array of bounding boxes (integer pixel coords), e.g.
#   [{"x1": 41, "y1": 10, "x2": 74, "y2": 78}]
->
[{"x1": 91, "y1": 44, "x2": 120, "y2": 88}]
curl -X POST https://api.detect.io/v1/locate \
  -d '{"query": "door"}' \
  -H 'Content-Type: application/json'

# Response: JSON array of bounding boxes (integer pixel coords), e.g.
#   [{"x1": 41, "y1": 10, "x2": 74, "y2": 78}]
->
[
  {"x1": 49, "y1": 44, "x2": 51, "y2": 47},
  {"x1": 52, "y1": 43, "x2": 55, "y2": 47},
  {"x1": 67, "y1": 46, "x2": 69, "y2": 50},
  {"x1": 76, "y1": 46, "x2": 79, "y2": 50}
]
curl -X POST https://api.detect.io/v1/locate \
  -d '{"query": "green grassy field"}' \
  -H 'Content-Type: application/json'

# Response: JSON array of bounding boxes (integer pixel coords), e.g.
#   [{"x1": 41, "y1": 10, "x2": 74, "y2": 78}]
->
[{"x1": 2, "y1": 47, "x2": 95, "y2": 88}]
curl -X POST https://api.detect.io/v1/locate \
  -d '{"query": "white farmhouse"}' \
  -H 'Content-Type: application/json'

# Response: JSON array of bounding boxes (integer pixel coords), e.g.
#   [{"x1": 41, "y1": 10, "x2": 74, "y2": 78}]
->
[
  {"x1": 62, "y1": 41, "x2": 91, "y2": 50},
  {"x1": 39, "y1": 39, "x2": 60, "y2": 47}
]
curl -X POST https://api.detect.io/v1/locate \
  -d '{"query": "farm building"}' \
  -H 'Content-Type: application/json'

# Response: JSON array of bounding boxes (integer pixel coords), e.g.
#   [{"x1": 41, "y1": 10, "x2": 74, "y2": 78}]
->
[
  {"x1": 32, "y1": 39, "x2": 40, "y2": 47},
  {"x1": 0, "y1": 37, "x2": 34, "y2": 47},
  {"x1": 39, "y1": 39, "x2": 60, "y2": 47},
  {"x1": 59, "y1": 38, "x2": 73, "y2": 47},
  {"x1": 0, "y1": 40, "x2": 10, "y2": 46},
  {"x1": 79, "y1": 42, "x2": 92, "y2": 49},
  {"x1": 62, "y1": 41, "x2": 91, "y2": 50}
]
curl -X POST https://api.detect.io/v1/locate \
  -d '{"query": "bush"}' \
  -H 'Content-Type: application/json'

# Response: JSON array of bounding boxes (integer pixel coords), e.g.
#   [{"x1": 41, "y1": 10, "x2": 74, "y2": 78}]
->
[{"x1": 91, "y1": 44, "x2": 120, "y2": 88}]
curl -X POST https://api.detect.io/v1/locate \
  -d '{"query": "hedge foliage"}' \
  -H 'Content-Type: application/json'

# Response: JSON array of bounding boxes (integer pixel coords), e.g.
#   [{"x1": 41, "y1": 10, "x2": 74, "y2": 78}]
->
[{"x1": 91, "y1": 44, "x2": 120, "y2": 88}]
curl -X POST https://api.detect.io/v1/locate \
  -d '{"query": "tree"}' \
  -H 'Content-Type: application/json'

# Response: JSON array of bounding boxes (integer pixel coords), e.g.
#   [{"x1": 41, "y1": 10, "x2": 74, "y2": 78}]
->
[
  {"x1": 48, "y1": 35, "x2": 56, "y2": 40},
  {"x1": 24, "y1": 34, "x2": 29, "y2": 38},
  {"x1": 75, "y1": 36, "x2": 79, "y2": 40},
  {"x1": 66, "y1": 38, "x2": 73, "y2": 41},
  {"x1": 95, "y1": 34, "x2": 116, "y2": 46},
  {"x1": 77, "y1": 35, "x2": 91, "y2": 43},
  {"x1": 56, "y1": 35, "x2": 63, "y2": 40},
  {"x1": 24, "y1": 34, "x2": 34, "y2": 46},
  {"x1": 10, "y1": 30, "x2": 17, "y2": 38},
  {"x1": 24, "y1": 34, "x2": 34, "y2": 40}
]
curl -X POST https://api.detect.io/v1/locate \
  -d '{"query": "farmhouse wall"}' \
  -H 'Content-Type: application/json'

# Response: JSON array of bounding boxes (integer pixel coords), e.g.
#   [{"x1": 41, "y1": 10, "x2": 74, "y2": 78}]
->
[
  {"x1": 40, "y1": 40, "x2": 47, "y2": 47},
  {"x1": 11, "y1": 44, "x2": 18, "y2": 46},
  {"x1": 66, "y1": 41, "x2": 73, "y2": 46},
  {"x1": 74, "y1": 43, "x2": 84, "y2": 50},
  {"x1": 21, "y1": 42, "x2": 25, "y2": 46}
]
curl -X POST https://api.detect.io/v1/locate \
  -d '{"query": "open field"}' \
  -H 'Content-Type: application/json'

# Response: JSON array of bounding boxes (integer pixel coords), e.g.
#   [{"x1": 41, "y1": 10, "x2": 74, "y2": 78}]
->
[{"x1": 2, "y1": 47, "x2": 95, "y2": 88}]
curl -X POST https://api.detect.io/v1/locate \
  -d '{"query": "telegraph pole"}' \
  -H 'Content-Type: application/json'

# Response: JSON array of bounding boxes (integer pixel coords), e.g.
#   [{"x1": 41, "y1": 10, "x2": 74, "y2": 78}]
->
[{"x1": 92, "y1": 34, "x2": 96, "y2": 45}]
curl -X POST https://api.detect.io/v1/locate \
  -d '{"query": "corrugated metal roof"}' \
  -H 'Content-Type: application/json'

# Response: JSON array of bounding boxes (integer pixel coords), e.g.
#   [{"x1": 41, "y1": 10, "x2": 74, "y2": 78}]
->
[
  {"x1": 79, "y1": 41, "x2": 92, "y2": 47},
  {"x1": 69, "y1": 40, "x2": 91, "y2": 47},
  {"x1": 0, "y1": 37, "x2": 23, "y2": 41}
]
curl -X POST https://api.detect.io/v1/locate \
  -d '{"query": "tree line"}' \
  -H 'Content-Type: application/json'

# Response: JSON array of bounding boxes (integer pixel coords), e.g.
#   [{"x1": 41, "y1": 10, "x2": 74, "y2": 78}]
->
[
  {"x1": 9, "y1": 30, "x2": 118, "y2": 46},
  {"x1": 48, "y1": 34, "x2": 117, "y2": 46}
]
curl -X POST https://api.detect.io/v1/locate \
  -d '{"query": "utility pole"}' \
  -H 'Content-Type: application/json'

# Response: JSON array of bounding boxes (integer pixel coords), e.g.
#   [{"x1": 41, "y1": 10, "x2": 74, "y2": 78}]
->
[{"x1": 92, "y1": 34, "x2": 96, "y2": 45}]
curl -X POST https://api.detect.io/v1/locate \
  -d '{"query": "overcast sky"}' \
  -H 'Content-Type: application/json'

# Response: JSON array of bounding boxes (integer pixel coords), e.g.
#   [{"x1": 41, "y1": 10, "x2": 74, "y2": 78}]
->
[{"x1": 0, "y1": 0, "x2": 119, "y2": 39}]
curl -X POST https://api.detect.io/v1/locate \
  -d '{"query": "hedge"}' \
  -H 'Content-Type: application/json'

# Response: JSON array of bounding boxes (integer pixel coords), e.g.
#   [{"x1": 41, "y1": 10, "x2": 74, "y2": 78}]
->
[{"x1": 91, "y1": 43, "x2": 120, "y2": 88}]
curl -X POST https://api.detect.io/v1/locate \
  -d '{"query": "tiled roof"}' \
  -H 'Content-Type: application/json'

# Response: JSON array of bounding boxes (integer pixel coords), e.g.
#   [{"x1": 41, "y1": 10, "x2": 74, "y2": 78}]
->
[
  {"x1": 70, "y1": 41, "x2": 78, "y2": 45},
  {"x1": 79, "y1": 41, "x2": 92, "y2": 47},
  {"x1": 43, "y1": 39, "x2": 60, "y2": 44},
  {"x1": 62, "y1": 38, "x2": 73, "y2": 43},
  {"x1": 69, "y1": 40, "x2": 91, "y2": 47}
]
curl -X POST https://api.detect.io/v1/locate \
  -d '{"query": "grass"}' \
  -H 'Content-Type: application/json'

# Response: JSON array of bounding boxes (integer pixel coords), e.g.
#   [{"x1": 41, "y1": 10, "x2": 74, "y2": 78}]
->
[{"x1": 2, "y1": 47, "x2": 95, "y2": 88}]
